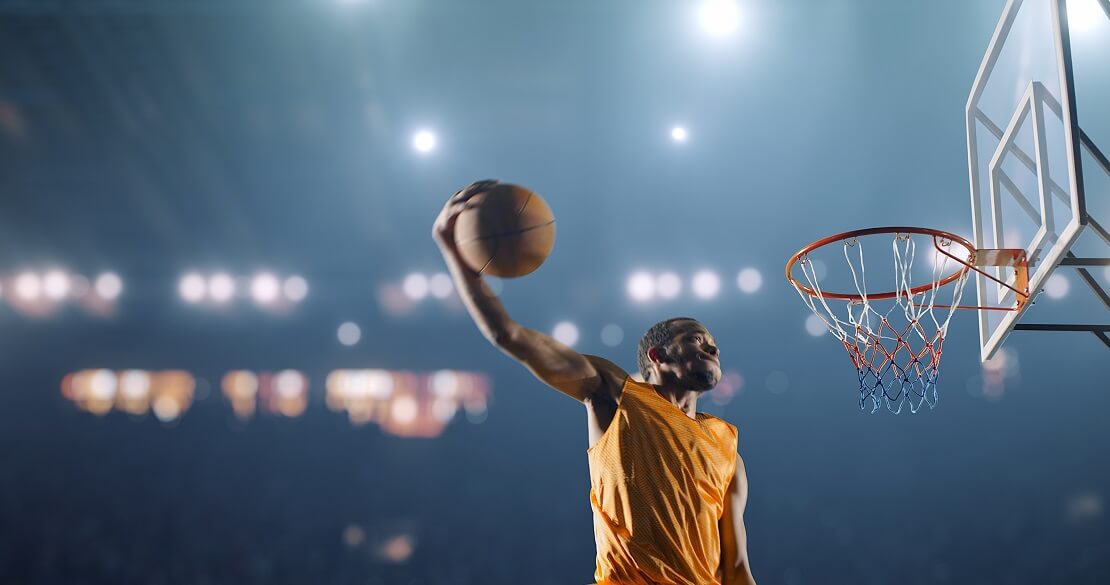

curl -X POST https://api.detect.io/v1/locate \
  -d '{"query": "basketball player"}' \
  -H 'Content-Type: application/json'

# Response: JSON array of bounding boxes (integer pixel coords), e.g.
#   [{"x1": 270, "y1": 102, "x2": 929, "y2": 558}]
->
[{"x1": 433, "y1": 180, "x2": 758, "y2": 585}]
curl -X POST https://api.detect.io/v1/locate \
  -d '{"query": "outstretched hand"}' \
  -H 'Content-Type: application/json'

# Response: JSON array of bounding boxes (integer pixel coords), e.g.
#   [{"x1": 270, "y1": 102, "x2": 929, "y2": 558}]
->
[{"x1": 432, "y1": 179, "x2": 499, "y2": 247}]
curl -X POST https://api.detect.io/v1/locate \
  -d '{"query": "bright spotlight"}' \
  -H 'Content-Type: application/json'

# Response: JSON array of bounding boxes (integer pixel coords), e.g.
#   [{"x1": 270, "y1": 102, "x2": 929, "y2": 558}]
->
[
  {"x1": 179, "y1": 273, "x2": 206, "y2": 303},
  {"x1": 656, "y1": 272, "x2": 682, "y2": 299},
  {"x1": 43, "y1": 270, "x2": 70, "y2": 300},
  {"x1": 250, "y1": 272, "x2": 280, "y2": 305},
  {"x1": 402, "y1": 273, "x2": 429, "y2": 300},
  {"x1": 15, "y1": 272, "x2": 42, "y2": 301},
  {"x1": 552, "y1": 321, "x2": 580, "y2": 347},
  {"x1": 413, "y1": 129, "x2": 437, "y2": 153},
  {"x1": 692, "y1": 270, "x2": 721, "y2": 299},
  {"x1": 1068, "y1": 0, "x2": 1106, "y2": 32},
  {"x1": 737, "y1": 268, "x2": 763, "y2": 293},
  {"x1": 699, "y1": 0, "x2": 740, "y2": 37},
  {"x1": 94, "y1": 272, "x2": 123, "y2": 300},
  {"x1": 627, "y1": 271, "x2": 656, "y2": 302},
  {"x1": 283, "y1": 275, "x2": 308, "y2": 302},
  {"x1": 338, "y1": 321, "x2": 362, "y2": 346},
  {"x1": 208, "y1": 273, "x2": 236, "y2": 303},
  {"x1": 671, "y1": 126, "x2": 688, "y2": 142}
]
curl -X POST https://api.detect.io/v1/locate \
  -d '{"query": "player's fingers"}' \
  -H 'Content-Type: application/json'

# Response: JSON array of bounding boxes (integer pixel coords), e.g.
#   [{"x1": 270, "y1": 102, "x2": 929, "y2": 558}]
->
[{"x1": 456, "y1": 179, "x2": 498, "y2": 201}]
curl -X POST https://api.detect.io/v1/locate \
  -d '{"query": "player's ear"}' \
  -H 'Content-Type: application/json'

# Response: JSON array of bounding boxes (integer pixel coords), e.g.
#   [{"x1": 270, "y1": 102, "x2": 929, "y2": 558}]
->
[{"x1": 647, "y1": 347, "x2": 667, "y2": 364}]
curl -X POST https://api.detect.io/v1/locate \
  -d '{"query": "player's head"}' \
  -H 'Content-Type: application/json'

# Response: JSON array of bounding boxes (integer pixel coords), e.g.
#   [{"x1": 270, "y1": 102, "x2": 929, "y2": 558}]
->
[{"x1": 637, "y1": 317, "x2": 721, "y2": 391}]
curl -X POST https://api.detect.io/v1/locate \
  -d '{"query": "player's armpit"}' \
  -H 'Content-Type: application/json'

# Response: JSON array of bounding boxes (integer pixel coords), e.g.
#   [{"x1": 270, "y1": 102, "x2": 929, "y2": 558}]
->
[{"x1": 496, "y1": 325, "x2": 627, "y2": 402}]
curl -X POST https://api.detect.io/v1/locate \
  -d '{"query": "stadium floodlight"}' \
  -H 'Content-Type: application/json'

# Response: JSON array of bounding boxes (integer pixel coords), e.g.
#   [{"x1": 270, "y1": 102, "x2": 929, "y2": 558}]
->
[
  {"x1": 413, "y1": 129, "x2": 437, "y2": 154},
  {"x1": 699, "y1": 0, "x2": 740, "y2": 37}
]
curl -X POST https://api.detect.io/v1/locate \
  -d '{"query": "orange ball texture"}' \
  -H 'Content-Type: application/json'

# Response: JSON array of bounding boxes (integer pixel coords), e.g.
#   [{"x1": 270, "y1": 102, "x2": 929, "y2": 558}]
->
[{"x1": 454, "y1": 183, "x2": 556, "y2": 278}]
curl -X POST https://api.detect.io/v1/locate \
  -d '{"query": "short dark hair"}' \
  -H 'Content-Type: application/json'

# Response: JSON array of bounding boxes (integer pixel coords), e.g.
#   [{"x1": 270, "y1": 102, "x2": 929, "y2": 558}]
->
[{"x1": 637, "y1": 317, "x2": 699, "y2": 381}]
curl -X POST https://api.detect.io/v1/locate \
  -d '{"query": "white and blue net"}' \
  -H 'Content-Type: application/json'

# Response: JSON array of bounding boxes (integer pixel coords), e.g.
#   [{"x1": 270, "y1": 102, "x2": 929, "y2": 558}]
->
[{"x1": 791, "y1": 233, "x2": 973, "y2": 413}]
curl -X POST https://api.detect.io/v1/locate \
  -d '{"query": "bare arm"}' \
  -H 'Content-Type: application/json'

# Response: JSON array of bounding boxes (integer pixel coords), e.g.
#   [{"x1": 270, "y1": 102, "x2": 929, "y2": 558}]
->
[
  {"x1": 719, "y1": 455, "x2": 757, "y2": 585},
  {"x1": 432, "y1": 181, "x2": 626, "y2": 402}
]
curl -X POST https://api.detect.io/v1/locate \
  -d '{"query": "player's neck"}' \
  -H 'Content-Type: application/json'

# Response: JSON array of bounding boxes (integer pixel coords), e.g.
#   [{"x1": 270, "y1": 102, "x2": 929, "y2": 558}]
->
[{"x1": 649, "y1": 381, "x2": 699, "y2": 419}]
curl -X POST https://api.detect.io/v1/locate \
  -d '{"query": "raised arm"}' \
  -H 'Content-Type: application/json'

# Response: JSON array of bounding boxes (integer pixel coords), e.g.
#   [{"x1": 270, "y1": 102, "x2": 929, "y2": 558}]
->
[
  {"x1": 432, "y1": 181, "x2": 626, "y2": 403},
  {"x1": 719, "y1": 455, "x2": 757, "y2": 585}
]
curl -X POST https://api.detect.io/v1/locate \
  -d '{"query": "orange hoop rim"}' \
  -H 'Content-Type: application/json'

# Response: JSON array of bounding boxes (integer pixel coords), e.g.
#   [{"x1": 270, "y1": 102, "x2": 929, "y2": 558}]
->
[{"x1": 785, "y1": 226, "x2": 976, "y2": 302}]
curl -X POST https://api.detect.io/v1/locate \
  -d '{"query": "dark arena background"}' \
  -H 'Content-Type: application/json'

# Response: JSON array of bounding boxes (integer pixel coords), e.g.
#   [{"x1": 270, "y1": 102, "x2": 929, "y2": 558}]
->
[{"x1": 1, "y1": 1, "x2": 1108, "y2": 584}]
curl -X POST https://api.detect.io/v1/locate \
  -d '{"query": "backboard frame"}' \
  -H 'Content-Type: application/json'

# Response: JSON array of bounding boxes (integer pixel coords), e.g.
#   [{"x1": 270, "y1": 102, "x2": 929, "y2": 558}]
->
[{"x1": 966, "y1": 0, "x2": 1110, "y2": 361}]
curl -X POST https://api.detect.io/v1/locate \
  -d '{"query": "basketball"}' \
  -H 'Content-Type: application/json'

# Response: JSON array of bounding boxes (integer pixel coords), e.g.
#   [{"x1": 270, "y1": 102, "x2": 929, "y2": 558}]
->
[{"x1": 454, "y1": 183, "x2": 556, "y2": 278}]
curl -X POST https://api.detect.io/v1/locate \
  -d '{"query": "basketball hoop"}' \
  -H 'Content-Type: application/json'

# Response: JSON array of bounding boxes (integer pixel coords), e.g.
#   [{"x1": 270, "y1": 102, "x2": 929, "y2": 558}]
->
[{"x1": 786, "y1": 227, "x2": 1029, "y2": 413}]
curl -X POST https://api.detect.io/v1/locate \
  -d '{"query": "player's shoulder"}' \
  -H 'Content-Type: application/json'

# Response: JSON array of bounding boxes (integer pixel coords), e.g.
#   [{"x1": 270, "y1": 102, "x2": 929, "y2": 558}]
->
[
  {"x1": 582, "y1": 354, "x2": 631, "y2": 403},
  {"x1": 697, "y1": 412, "x2": 739, "y2": 441}
]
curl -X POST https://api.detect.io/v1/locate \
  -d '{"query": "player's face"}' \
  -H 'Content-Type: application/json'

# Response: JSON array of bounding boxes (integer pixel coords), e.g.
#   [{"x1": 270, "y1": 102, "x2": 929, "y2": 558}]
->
[{"x1": 660, "y1": 322, "x2": 721, "y2": 392}]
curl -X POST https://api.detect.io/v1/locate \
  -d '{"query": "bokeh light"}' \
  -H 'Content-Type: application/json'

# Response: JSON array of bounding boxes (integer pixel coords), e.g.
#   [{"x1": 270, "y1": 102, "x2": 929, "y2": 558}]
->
[
  {"x1": 601, "y1": 324, "x2": 624, "y2": 347},
  {"x1": 553, "y1": 321, "x2": 579, "y2": 347},
  {"x1": 656, "y1": 272, "x2": 682, "y2": 299},
  {"x1": 428, "y1": 272, "x2": 453, "y2": 298},
  {"x1": 1043, "y1": 274, "x2": 1069, "y2": 299},
  {"x1": 118, "y1": 370, "x2": 151, "y2": 401},
  {"x1": 151, "y1": 395, "x2": 182, "y2": 422},
  {"x1": 15, "y1": 272, "x2": 41, "y2": 301},
  {"x1": 403, "y1": 272, "x2": 429, "y2": 300},
  {"x1": 43, "y1": 270, "x2": 70, "y2": 300},
  {"x1": 804, "y1": 314, "x2": 828, "y2": 337},
  {"x1": 283, "y1": 275, "x2": 309, "y2": 302},
  {"x1": 273, "y1": 370, "x2": 307, "y2": 399},
  {"x1": 89, "y1": 369, "x2": 118, "y2": 401},
  {"x1": 208, "y1": 273, "x2": 236, "y2": 303},
  {"x1": 1065, "y1": 490, "x2": 1104, "y2": 523},
  {"x1": 338, "y1": 322, "x2": 362, "y2": 346},
  {"x1": 94, "y1": 272, "x2": 123, "y2": 300},
  {"x1": 670, "y1": 126, "x2": 688, "y2": 142},
  {"x1": 736, "y1": 267, "x2": 763, "y2": 293},
  {"x1": 627, "y1": 271, "x2": 655, "y2": 302},
  {"x1": 430, "y1": 370, "x2": 459, "y2": 398},
  {"x1": 711, "y1": 370, "x2": 743, "y2": 405},
  {"x1": 250, "y1": 272, "x2": 280, "y2": 305},
  {"x1": 977, "y1": 347, "x2": 1020, "y2": 401},
  {"x1": 391, "y1": 395, "x2": 419, "y2": 425},
  {"x1": 691, "y1": 270, "x2": 720, "y2": 299},
  {"x1": 68, "y1": 275, "x2": 90, "y2": 298},
  {"x1": 342, "y1": 525, "x2": 366, "y2": 548},
  {"x1": 379, "y1": 533, "x2": 415, "y2": 563},
  {"x1": 179, "y1": 273, "x2": 206, "y2": 303}
]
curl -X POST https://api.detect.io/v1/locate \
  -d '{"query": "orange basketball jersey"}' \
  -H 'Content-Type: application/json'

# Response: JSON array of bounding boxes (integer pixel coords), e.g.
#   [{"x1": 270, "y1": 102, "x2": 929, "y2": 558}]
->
[{"x1": 587, "y1": 377, "x2": 738, "y2": 585}]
